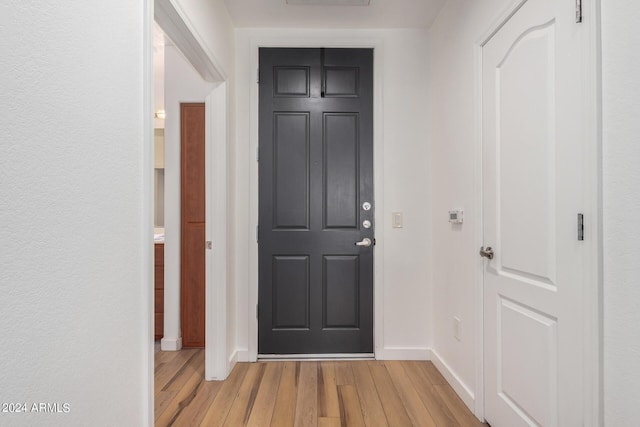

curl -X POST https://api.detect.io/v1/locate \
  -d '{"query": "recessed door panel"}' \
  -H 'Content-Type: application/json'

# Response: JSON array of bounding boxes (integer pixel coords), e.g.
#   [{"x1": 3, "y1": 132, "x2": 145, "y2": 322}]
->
[
  {"x1": 324, "y1": 113, "x2": 359, "y2": 229},
  {"x1": 273, "y1": 113, "x2": 310, "y2": 230},
  {"x1": 497, "y1": 22, "x2": 556, "y2": 286},
  {"x1": 323, "y1": 256, "x2": 360, "y2": 328},
  {"x1": 498, "y1": 297, "x2": 557, "y2": 427},
  {"x1": 324, "y1": 67, "x2": 360, "y2": 97},
  {"x1": 182, "y1": 104, "x2": 206, "y2": 223},
  {"x1": 273, "y1": 256, "x2": 310, "y2": 329},
  {"x1": 181, "y1": 223, "x2": 205, "y2": 347},
  {"x1": 274, "y1": 66, "x2": 310, "y2": 97}
]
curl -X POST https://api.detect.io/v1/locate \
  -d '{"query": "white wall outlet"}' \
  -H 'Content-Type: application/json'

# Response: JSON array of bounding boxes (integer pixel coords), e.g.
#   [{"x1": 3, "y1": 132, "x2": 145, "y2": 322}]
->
[{"x1": 453, "y1": 317, "x2": 461, "y2": 341}]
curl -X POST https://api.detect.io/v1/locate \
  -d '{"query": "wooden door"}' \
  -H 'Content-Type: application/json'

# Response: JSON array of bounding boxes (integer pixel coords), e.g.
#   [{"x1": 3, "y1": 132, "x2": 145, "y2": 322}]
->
[
  {"x1": 181, "y1": 103, "x2": 205, "y2": 348},
  {"x1": 482, "y1": 0, "x2": 588, "y2": 424},
  {"x1": 258, "y1": 48, "x2": 374, "y2": 355},
  {"x1": 154, "y1": 243, "x2": 164, "y2": 340}
]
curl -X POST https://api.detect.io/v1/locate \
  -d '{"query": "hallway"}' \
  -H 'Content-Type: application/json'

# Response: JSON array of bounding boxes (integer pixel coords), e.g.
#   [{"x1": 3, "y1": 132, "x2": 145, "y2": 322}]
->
[{"x1": 155, "y1": 350, "x2": 486, "y2": 426}]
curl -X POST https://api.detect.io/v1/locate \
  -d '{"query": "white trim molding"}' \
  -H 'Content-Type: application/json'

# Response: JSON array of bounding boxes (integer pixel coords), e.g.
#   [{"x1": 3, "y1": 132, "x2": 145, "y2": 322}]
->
[
  {"x1": 379, "y1": 347, "x2": 431, "y2": 361},
  {"x1": 236, "y1": 350, "x2": 251, "y2": 363},
  {"x1": 228, "y1": 350, "x2": 239, "y2": 372},
  {"x1": 155, "y1": 0, "x2": 226, "y2": 82},
  {"x1": 247, "y1": 34, "x2": 385, "y2": 362},
  {"x1": 582, "y1": 0, "x2": 603, "y2": 424},
  {"x1": 160, "y1": 336, "x2": 183, "y2": 351},
  {"x1": 205, "y1": 82, "x2": 230, "y2": 380},
  {"x1": 143, "y1": 0, "x2": 155, "y2": 425},
  {"x1": 430, "y1": 349, "x2": 477, "y2": 414}
]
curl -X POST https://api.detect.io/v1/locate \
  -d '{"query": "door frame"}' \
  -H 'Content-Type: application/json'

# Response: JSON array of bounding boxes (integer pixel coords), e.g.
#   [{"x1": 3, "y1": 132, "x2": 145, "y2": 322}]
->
[
  {"x1": 205, "y1": 82, "x2": 230, "y2": 379},
  {"x1": 247, "y1": 37, "x2": 385, "y2": 361},
  {"x1": 154, "y1": 0, "x2": 230, "y2": 380},
  {"x1": 472, "y1": 0, "x2": 602, "y2": 423},
  {"x1": 143, "y1": 1, "x2": 154, "y2": 424}
]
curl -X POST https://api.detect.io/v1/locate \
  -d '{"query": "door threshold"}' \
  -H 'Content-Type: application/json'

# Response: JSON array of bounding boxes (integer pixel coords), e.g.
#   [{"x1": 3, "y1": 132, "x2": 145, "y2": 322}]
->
[{"x1": 258, "y1": 353, "x2": 375, "y2": 361}]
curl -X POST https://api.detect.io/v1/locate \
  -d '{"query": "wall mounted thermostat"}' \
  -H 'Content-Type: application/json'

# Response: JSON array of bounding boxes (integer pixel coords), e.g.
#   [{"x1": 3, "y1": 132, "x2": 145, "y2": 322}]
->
[{"x1": 448, "y1": 209, "x2": 463, "y2": 224}]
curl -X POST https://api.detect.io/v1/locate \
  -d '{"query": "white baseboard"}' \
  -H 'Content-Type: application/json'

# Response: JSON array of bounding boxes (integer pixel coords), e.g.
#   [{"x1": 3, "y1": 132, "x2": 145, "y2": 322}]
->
[
  {"x1": 430, "y1": 349, "x2": 475, "y2": 411},
  {"x1": 160, "y1": 336, "x2": 182, "y2": 351},
  {"x1": 378, "y1": 347, "x2": 432, "y2": 360},
  {"x1": 236, "y1": 350, "x2": 251, "y2": 362},
  {"x1": 228, "y1": 350, "x2": 239, "y2": 374}
]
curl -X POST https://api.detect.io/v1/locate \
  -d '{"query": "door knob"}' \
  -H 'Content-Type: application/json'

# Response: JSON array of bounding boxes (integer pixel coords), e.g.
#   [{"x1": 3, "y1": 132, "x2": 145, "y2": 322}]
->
[
  {"x1": 479, "y1": 246, "x2": 494, "y2": 260},
  {"x1": 355, "y1": 238, "x2": 373, "y2": 247}
]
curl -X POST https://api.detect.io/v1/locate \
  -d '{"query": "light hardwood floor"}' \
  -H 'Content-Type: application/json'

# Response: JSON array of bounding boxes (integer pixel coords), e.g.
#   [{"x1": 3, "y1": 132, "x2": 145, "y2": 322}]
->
[{"x1": 155, "y1": 349, "x2": 487, "y2": 426}]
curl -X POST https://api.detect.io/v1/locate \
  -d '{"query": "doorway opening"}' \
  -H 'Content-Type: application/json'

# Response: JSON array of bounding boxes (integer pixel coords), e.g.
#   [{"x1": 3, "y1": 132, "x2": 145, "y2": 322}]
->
[{"x1": 152, "y1": 0, "x2": 231, "y2": 386}]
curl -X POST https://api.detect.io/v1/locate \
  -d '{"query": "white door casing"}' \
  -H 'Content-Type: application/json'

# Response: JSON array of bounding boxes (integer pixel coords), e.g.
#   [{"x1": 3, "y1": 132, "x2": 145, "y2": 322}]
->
[
  {"x1": 247, "y1": 36, "x2": 385, "y2": 362},
  {"x1": 205, "y1": 82, "x2": 229, "y2": 380},
  {"x1": 481, "y1": 0, "x2": 593, "y2": 425}
]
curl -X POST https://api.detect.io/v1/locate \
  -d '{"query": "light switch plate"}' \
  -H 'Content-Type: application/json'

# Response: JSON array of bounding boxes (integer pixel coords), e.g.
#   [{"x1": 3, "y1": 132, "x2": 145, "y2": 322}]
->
[
  {"x1": 454, "y1": 317, "x2": 461, "y2": 341},
  {"x1": 392, "y1": 212, "x2": 403, "y2": 228}
]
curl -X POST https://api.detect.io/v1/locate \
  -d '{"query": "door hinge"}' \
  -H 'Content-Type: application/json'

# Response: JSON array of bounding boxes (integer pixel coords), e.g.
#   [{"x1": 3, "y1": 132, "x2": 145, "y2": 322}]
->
[
  {"x1": 575, "y1": 0, "x2": 583, "y2": 23},
  {"x1": 256, "y1": 225, "x2": 259, "y2": 243},
  {"x1": 577, "y1": 213, "x2": 584, "y2": 241},
  {"x1": 257, "y1": 68, "x2": 260, "y2": 84},
  {"x1": 256, "y1": 146, "x2": 260, "y2": 162},
  {"x1": 256, "y1": 304, "x2": 259, "y2": 319}
]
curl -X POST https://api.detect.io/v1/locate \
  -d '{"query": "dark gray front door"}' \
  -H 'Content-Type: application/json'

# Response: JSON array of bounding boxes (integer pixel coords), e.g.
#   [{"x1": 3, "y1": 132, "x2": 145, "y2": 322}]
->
[{"x1": 258, "y1": 48, "x2": 374, "y2": 354}]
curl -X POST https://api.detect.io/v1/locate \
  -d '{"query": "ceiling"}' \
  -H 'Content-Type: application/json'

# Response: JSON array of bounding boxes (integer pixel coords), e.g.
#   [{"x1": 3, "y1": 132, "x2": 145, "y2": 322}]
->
[{"x1": 222, "y1": 0, "x2": 447, "y2": 29}]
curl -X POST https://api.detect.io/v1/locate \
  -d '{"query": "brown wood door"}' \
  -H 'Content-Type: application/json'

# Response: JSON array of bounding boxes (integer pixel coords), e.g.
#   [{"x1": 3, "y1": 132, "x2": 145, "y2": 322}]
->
[
  {"x1": 154, "y1": 243, "x2": 164, "y2": 340},
  {"x1": 180, "y1": 103, "x2": 205, "y2": 348}
]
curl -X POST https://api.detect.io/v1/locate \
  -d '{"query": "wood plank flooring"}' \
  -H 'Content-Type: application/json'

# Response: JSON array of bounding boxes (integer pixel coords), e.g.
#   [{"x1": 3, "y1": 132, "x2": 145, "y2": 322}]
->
[{"x1": 155, "y1": 349, "x2": 487, "y2": 427}]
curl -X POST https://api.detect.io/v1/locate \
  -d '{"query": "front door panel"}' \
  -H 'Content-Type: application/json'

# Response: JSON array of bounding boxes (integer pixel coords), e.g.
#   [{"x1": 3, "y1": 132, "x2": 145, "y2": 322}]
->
[{"x1": 259, "y1": 48, "x2": 374, "y2": 354}]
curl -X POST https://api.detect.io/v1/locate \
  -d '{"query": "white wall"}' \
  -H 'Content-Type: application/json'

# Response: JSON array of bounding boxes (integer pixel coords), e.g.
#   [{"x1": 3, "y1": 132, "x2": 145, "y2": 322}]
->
[
  {"x1": 602, "y1": 0, "x2": 640, "y2": 424},
  {"x1": 0, "y1": 1, "x2": 151, "y2": 426},
  {"x1": 428, "y1": 0, "x2": 513, "y2": 406},
  {"x1": 233, "y1": 28, "x2": 432, "y2": 360},
  {"x1": 162, "y1": 44, "x2": 216, "y2": 350}
]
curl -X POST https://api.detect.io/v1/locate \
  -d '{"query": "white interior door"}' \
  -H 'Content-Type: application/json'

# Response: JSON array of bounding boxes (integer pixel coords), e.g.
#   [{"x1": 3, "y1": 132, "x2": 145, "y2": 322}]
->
[{"x1": 482, "y1": 0, "x2": 588, "y2": 425}]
